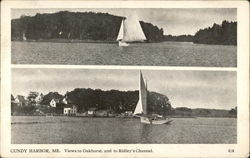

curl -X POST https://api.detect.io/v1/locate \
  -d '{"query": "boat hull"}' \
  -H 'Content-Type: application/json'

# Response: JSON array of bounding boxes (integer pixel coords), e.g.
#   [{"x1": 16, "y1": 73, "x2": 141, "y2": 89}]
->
[
  {"x1": 118, "y1": 41, "x2": 129, "y2": 47},
  {"x1": 140, "y1": 116, "x2": 172, "y2": 125}
]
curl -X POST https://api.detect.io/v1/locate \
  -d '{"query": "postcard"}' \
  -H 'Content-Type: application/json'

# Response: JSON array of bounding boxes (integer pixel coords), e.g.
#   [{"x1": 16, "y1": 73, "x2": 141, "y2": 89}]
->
[{"x1": 1, "y1": 0, "x2": 249, "y2": 157}]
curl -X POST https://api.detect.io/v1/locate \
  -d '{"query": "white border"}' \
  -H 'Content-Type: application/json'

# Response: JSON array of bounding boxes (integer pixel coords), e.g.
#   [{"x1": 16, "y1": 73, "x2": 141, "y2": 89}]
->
[{"x1": 1, "y1": 1, "x2": 249, "y2": 158}]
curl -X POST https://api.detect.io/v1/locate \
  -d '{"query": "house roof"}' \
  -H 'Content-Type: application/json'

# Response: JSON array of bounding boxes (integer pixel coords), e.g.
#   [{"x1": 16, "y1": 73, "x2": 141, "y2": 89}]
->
[{"x1": 64, "y1": 104, "x2": 77, "y2": 108}]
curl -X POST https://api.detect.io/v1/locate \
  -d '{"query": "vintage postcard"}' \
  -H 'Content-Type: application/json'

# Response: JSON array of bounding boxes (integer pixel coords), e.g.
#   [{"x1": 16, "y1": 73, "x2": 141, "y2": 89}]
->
[{"x1": 1, "y1": 0, "x2": 249, "y2": 158}]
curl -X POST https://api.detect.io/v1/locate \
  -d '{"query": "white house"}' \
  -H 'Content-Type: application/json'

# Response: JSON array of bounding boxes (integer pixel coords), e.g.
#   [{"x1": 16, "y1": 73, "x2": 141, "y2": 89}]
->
[
  {"x1": 14, "y1": 95, "x2": 27, "y2": 106},
  {"x1": 64, "y1": 105, "x2": 77, "y2": 115},
  {"x1": 50, "y1": 99, "x2": 59, "y2": 107},
  {"x1": 64, "y1": 108, "x2": 72, "y2": 115},
  {"x1": 62, "y1": 97, "x2": 68, "y2": 104},
  {"x1": 125, "y1": 111, "x2": 133, "y2": 116}
]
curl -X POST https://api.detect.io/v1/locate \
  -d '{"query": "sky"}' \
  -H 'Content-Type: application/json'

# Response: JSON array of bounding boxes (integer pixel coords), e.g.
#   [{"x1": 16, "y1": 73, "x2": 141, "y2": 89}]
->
[
  {"x1": 12, "y1": 68, "x2": 236, "y2": 110},
  {"x1": 11, "y1": 8, "x2": 237, "y2": 35}
]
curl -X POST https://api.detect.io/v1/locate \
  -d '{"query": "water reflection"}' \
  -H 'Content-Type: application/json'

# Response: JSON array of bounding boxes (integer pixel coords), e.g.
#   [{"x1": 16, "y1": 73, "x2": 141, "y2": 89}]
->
[
  {"x1": 11, "y1": 116, "x2": 237, "y2": 144},
  {"x1": 140, "y1": 124, "x2": 151, "y2": 143}
]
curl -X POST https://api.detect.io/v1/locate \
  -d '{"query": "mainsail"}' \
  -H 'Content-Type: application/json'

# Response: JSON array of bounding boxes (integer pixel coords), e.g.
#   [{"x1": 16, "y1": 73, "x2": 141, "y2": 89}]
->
[
  {"x1": 117, "y1": 15, "x2": 146, "y2": 42},
  {"x1": 133, "y1": 71, "x2": 147, "y2": 115},
  {"x1": 116, "y1": 20, "x2": 124, "y2": 41}
]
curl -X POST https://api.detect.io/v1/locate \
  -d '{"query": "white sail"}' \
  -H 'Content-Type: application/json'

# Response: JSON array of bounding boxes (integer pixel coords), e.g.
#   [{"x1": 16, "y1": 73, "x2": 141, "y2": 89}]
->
[
  {"x1": 134, "y1": 98, "x2": 143, "y2": 115},
  {"x1": 133, "y1": 71, "x2": 147, "y2": 115},
  {"x1": 116, "y1": 20, "x2": 124, "y2": 41},
  {"x1": 116, "y1": 14, "x2": 146, "y2": 43},
  {"x1": 123, "y1": 15, "x2": 146, "y2": 42}
]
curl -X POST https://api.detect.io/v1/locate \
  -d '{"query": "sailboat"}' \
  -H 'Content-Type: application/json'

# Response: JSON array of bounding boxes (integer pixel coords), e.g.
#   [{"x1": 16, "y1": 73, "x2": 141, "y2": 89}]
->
[
  {"x1": 116, "y1": 16, "x2": 147, "y2": 47},
  {"x1": 133, "y1": 71, "x2": 173, "y2": 125}
]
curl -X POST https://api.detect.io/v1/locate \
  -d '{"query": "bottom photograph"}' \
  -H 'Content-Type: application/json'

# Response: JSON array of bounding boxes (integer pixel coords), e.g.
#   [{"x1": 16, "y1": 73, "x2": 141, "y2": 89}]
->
[{"x1": 11, "y1": 68, "x2": 237, "y2": 144}]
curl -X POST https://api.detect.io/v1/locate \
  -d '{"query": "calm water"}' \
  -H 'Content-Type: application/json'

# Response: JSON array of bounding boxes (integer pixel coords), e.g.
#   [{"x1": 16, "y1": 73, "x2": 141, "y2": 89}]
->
[
  {"x1": 11, "y1": 41, "x2": 237, "y2": 67},
  {"x1": 11, "y1": 116, "x2": 237, "y2": 144}
]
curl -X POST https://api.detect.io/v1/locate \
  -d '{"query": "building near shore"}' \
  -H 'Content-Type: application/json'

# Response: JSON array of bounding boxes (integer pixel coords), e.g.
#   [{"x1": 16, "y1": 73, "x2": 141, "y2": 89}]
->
[
  {"x1": 124, "y1": 111, "x2": 133, "y2": 116},
  {"x1": 62, "y1": 97, "x2": 68, "y2": 104},
  {"x1": 14, "y1": 95, "x2": 27, "y2": 106},
  {"x1": 63, "y1": 104, "x2": 77, "y2": 115},
  {"x1": 50, "y1": 98, "x2": 59, "y2": 107}
]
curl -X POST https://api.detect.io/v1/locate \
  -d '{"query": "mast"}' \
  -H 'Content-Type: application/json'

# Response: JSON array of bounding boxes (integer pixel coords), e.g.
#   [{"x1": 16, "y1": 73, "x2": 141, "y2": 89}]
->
[{"x1": 140, "y1": 71, "x2": 147, "y2": 114}]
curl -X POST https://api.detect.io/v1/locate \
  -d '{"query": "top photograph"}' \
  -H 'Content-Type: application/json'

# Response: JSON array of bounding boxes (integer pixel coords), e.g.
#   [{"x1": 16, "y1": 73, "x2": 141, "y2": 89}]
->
[{"x1": 11, "y1": 8, "x2": 237, "y2": 67}]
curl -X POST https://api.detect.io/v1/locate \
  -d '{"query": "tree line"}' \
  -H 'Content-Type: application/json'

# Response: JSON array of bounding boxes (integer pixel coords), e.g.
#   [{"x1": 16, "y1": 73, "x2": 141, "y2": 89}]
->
[
  {"x1": 57, "y1": 88, "x2": 172, "y2": 115},
  {"x1": 163, "y1": 35, "x2": 194, "y2": 42},
  {"x1": 11, "y1": 89, "x2": 236, "y2": 118},
  {"x1": 11, "y1": 88, "x2": 172, "y2": 116},
  {"x1": 12, "y1": 12, "x2": 236, "y2": 45},
  {"x1": 170, "y1": 107, "x2": 237, "y2": 117},
  {"x1": 11, "y1": 11, "x2": 164, "y2": 42},
  {"x1": 193, "y1": 20, "x2": 237, "y2": 45},
  {"x1": 164, "y1": 20, "x2": 237, "y2": 45}
]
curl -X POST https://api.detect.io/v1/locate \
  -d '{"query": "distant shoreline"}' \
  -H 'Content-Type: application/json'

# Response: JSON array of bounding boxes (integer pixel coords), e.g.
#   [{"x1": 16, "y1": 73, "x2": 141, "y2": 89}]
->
[
  {"x1": 12, "y1": 39, "x2": 117, "y2": 44},
  {"x1": 11, "y1": 39, "x2": 237, "y2": 46},
  {"x1": 11, "y1": 114, "x2": 237, "y2": 118},
  {"x1": 11, "y1": 39, "x2": 184, "y2": 44}
]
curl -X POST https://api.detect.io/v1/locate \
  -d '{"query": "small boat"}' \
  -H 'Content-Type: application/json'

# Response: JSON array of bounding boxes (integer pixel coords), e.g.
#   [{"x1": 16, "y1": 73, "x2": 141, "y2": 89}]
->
[
  {"x1": 140, "y1": 115, "x2": 173, "y2": 125},
  {"x1": 116, "y1": 15, "x2": 147, "y2": 47},
  {"x1": 118, "y1": 41, "x2": 129, "y2": 47},
  {"x1": 133, "y1": 71, "x2": 173, "y2": 125}
]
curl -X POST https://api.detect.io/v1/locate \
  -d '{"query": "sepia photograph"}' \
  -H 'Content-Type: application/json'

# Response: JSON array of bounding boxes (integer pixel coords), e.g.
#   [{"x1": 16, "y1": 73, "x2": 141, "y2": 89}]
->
[
  {"x1": 11, "y1": 8, "x2": 237, "y2": 67},
  {"x1": 11, "y1": 68, "x2": 237, "y2": 144},
  {"x1": 1, "y1": 0, "x2": 249, "y2": 157}
]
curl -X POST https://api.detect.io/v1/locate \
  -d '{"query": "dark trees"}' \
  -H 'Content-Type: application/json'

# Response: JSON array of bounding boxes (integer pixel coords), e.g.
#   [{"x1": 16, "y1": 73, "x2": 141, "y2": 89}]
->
[
  {"x1": 64, "y1": 88, "x2": 172, "y2": 115},
  {"x1": 40, "y1": 92, "x2": 63, "y2": 105},
  {"x1": 140, "y1": 21, "x2": 164, "y2": 42},
  {"x1": 194, "y1": 20, "x2": 237, "y2": 45},
  {"x1": 11, "y1": 11, "x2": 164, "y2": 42},
  {"x1": 27, "y1": 91, "x2": 39, "y2": 106}
]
